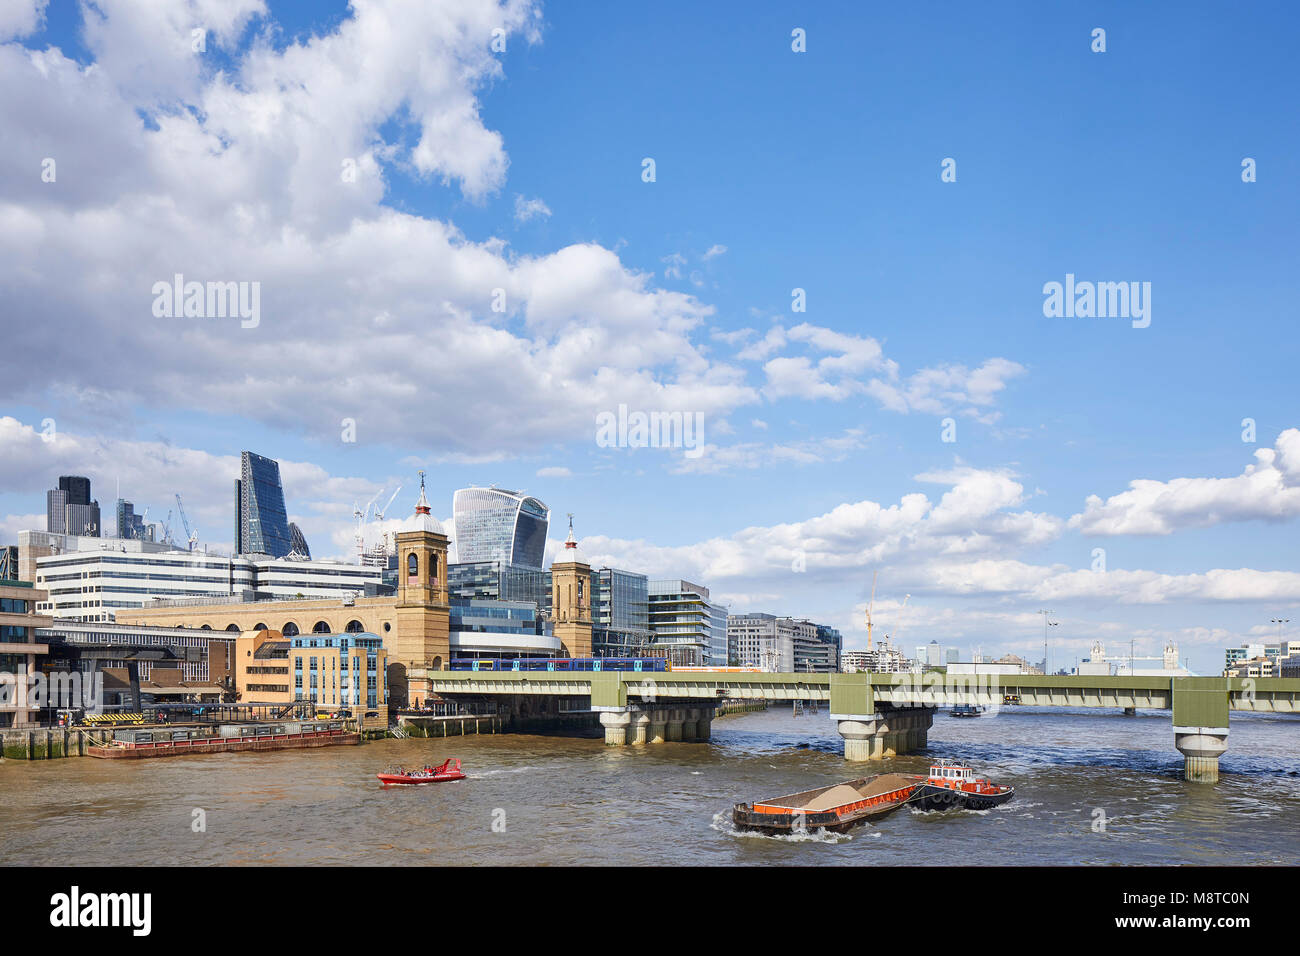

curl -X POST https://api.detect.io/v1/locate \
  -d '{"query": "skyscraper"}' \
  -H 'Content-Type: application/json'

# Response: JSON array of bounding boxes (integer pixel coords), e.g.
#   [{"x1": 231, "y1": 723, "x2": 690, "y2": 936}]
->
[
  {"x1": 46, "y1": 475, "x2": 99, "y2": 536},
  {"x1": 452, "y1": 487, "x2": 549, "y2": 568},
  {"x1": 234, "y1": 452, "x2": 293, "y2": 557}
]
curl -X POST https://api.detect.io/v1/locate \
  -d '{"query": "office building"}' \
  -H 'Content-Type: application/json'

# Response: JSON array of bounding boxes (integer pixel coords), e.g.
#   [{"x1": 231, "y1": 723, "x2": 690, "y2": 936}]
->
[
  {"x1": 593, "y1": 567, "x2": 653, "y2": 658},
  {"x1": 448, "y1": 560, "x2": 550, "y2": 607},
  {"x1": 115, "y1": 499, "x2": 152, "y2": 541},
  {"x1": 449, "y1": 599, "x2": 558, "y2": 660},
  {"x1": 0, "y1": 581, "x2": 53, "y2": 727},
  {"x1": 235, "y1": 451, "x2": 294, "y2": 557},
  {"x1": 30, "y1": 543, "x2": 383, "y2": 622},
  {"x1": 648, "y1": 579, "x2": 719, "y2": 666},
  {"x1": 47, "y1": 475, "x2": 100, "y2": 537},
  {"x1": 287, "y1": 631, "x2": 389, "y2": 725},
  {"x1": 288, "y1": 522, "x2": 311, "y2": 558},
  {"x1": 38, "y1": 620, "x2": 235, "y2": 687},
  {"x1": 452, "y1": 486, "x2": 549, "y2": 568},
  {"x1": 729, "y1": 612, "x2": 793, "y2": 672}
]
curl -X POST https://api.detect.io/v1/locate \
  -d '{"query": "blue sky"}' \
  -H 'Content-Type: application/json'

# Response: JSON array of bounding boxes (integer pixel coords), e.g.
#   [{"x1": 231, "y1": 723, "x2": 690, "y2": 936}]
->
[{"x1": 2, "y1": 0, "x2": 1299, "y2": 673}]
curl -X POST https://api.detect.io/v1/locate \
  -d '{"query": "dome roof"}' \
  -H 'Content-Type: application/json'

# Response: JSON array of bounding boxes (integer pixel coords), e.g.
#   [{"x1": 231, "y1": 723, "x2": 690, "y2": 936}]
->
[
  {"x1": 402, "y1": 472, "x2": 444, "y2": 534},
  {"x1": 553, "y1": 513, "x2": 587, "y2": 566}
]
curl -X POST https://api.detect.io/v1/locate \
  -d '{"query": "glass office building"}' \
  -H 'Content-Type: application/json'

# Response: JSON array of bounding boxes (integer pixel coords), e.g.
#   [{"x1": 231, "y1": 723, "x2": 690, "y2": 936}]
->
[
  {"x1": 592, "y1": 568, "x2": 652, "y2": 657},
  {"x1": 452, "y1": 487, "x2": 549, "y2": 569},
  {"x1": 235, "y1": 451, "x2": 293, "y2": 558}
]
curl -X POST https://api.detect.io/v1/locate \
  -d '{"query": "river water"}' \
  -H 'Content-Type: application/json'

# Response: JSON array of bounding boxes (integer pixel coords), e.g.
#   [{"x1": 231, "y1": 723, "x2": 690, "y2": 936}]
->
[{"x1": 2, "y1": 706, "x2": 1297, "y2": 865}]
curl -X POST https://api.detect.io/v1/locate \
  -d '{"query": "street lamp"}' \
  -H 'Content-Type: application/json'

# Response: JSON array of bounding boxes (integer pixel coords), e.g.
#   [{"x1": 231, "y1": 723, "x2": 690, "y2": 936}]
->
[
  {"x1": 1038, "y1": 610, "x2": 1059, "y2": 674},
  {"x1": 1272, "y1": 618, "x2": 1290, "y2": 643}
]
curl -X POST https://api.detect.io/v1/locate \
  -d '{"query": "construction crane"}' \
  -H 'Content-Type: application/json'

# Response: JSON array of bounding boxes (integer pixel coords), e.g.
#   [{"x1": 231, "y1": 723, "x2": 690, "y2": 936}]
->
[
  {"x1": 175, "y1": 494, "x2": 198, "y2": 551},
  {"x1": 159, "y1": 509, "x2": 174, "y2": 546},
  {"x1": 353, "y1": 490, "x2": 383, "y2": 565}
]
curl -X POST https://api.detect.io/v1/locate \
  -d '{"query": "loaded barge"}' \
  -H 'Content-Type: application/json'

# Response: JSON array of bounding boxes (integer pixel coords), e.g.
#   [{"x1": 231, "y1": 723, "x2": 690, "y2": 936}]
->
[
  {"x1": 88, "y1": 720, "x2": 359, "y2": 759},
  {"x1": 734, "y1": 761, "x2": 1014, "y2": 834},
  {"x1": 733, "y1": 773, "x2": 920, "y2": 834}
]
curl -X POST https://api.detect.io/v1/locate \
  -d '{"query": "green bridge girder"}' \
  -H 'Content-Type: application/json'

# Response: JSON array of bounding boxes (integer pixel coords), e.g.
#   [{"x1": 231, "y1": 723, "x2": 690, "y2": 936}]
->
[{"x1": 424, "y1": 671, "x2": 1300, "y2": 723}]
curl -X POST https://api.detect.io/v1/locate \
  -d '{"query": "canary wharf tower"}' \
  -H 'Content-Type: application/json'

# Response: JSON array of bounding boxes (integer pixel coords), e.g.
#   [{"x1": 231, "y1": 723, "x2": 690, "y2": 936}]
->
[{"x1": 452, "y1": 487, "x2": 549, "y2": 569}]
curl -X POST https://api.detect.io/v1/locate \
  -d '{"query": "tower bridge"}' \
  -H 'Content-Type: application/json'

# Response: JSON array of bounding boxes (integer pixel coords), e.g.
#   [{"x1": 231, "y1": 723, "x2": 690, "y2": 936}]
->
[{"x1": 426, "y1": 670, "x2": 1300, "y2": 783}]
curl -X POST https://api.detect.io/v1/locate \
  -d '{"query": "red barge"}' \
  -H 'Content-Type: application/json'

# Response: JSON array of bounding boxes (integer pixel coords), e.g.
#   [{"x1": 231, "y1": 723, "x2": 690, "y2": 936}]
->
[{"x1": 88, "y1": 720, "x2": 358, "y2": 759}]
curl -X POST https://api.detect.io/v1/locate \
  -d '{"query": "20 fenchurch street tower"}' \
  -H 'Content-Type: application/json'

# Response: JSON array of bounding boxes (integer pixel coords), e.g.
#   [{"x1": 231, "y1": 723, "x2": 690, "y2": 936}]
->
[{"x1": 452, "y1": 487, "x2": 549, "y2": 569}]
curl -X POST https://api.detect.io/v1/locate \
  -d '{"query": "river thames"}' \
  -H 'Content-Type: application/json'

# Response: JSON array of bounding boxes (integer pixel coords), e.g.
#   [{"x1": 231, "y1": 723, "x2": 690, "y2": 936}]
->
[{"x1": 2, "y1": 706, "x2": 1297, "y2": 866}]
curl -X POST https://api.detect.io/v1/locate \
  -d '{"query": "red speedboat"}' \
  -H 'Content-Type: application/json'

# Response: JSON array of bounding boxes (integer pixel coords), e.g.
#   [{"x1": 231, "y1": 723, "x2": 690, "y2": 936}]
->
[{"x1": 376, "y1": 758, "x2": 465, "y2": 786}]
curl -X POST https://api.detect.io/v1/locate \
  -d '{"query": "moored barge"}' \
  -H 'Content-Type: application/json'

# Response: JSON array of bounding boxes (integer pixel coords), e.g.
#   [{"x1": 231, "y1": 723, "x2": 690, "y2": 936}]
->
[
  {"x1": 88, "y1": 720, "x2": 359, "y2": 759},
  {"x1": 733, "y1": 773, "x2": 920, "y2": 834}
]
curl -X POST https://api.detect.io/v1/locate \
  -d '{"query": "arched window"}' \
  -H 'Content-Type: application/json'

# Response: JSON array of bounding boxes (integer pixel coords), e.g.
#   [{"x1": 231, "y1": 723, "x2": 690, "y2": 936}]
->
[
  {"x1": 282, "y1": 622, "x2": 299, "y2": 636},
  {"x1": 429, "y1": 553, "x2": 438, "y2": 583},
  {"x1": 225, "y1": 624, "x2": 239, "y2": 632},
  {"x1": 345, "y1": 620, "x2": 363, "y2": 633},
  {"x1": 200, "y1": 624, "x2": 212, "y2": 630},
  {"x1": 254, "y1": 623, "x2": 268, "y2": 632},
  {"x1": 312, "y1": 621, "x2": 331, "y2": 634},
  {"x1": 407, "y1": 553, "x2": 418, "y2": 577}
]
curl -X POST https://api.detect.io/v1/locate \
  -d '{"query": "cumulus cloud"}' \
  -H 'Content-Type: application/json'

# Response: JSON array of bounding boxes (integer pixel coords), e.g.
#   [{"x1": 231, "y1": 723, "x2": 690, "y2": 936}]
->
[
  {"x1": 1070, "y1": 429, "x2": 1300, "y2": 535},
  {"x1": 0, "y1": 0, "x2": 47, "y2": 40},
  {"x1": 0, "y1": 0, "x2": 757, "y2": 457}
]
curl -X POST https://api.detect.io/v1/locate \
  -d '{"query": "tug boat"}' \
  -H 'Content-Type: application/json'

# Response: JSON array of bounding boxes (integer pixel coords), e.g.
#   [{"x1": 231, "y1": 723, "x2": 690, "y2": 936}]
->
[
  {"x1": 909, "y1": 760, "x2": 1014, "y2": 811},
  {"x1": 1002, "y1": 694, "x2": 1022, "y2": 706},
  {"x1": 732, "y1": 773, "x2": 920, "y2": 834},
  {"x1": 376, "y1": 758, "x2": 465, "y2": 786},
  {"x1": 949, "y1": 704, "x2": 984, "y2": 717}
]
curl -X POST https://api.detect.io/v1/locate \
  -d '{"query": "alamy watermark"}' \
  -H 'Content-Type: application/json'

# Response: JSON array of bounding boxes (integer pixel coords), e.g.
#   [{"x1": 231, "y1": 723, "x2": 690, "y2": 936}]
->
[
  {"x1": 1042, "y1": 274, "x2": 1150, "y2": 329},
  {"x1": 596, "y1": 404, "x2": 704, "y2": 458},
  {"x1": 152, "y1": 273, "x2": 261, "y2": 328},
  {"x1": 0, "y1": 670, "x2": 103, "y2": 713}
]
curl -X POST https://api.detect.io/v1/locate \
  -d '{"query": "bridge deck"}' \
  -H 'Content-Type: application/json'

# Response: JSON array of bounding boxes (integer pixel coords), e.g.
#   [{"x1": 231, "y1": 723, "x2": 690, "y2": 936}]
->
[{"x1": 424, "y1": 671, "x2": 1299, "y2": 716}]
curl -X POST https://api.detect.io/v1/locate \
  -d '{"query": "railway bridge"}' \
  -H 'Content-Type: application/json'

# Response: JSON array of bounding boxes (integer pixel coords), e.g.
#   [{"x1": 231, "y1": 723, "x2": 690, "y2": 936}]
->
[{"x1": 426, "y1": 670, "x2": 1300, "y2": 783}]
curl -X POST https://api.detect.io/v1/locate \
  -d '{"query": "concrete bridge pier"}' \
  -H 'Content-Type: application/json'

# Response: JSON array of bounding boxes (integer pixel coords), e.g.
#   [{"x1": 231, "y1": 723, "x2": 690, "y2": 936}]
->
[
  {"x1": 696, "y1": 709, "x2": 713, "y2": 742},
  {"x1": 599, "y1": 711, "x2": 631, "y2": 747},
  {"x1": 837, "y1": 708, "x2": 935, "y2": 762},
  {"x1": 1175, "y1": 730, "x2": 1228, "y2": 783},
  {"x1": 647, "y1": 713, "x2": 667, "y2": 743},
  {"x1": 665, "y1": 709, "x2": 684, "y2": 741},
  {"x1": 680, "y1": 709, "x2": 699, "y2": 741},
  {"x1": 629, "y1": 711, "x2": 650, "y2": 745}
]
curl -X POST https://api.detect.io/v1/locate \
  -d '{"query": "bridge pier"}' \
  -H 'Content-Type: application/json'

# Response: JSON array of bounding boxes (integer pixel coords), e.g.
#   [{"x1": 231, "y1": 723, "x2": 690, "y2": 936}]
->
[
  {"x1": 599, "y1": 711, "x2": 631, "y2": 747},
  {"x1": 681, "y1": 709, "x2": 699, "y2": 741},
  {"x1": 629, "y1": 712, "x2": 650, "y2": 745},
  {"x1": 837, "y1": 707, "x2": 935, "y2": 762},
  {"x1": 1175, "y1": 730, "x2": 1228, "y2": 783},
  {"x1": 665, "y1": 710, "x2": 684, "y2": 742}
]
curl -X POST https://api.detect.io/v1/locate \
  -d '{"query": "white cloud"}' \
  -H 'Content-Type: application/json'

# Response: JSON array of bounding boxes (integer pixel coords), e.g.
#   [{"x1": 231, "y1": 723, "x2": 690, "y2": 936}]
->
[
  {"x1": 1071, "y1": 429, "x2": 1300, "y2": 535},
  {"x1": 702, "y1": 244, "x2": 727, "y2": 260},
  {"x1": 536, "y1": 466, "x2": 572, "y2": 478},
  {"x1": 513, "y1": 194, "x2": 551, "y2": 222},
  {"x1": 0, "y1": 0, "x2": 47, "y2": 40}
]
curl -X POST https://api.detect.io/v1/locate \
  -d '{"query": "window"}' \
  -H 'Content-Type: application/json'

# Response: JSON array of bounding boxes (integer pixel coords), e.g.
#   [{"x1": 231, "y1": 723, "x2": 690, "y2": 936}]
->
[
  {"x1": 312, "y1": 621, "x2": 330, "y2": 634},
  {"x1": 254, "y1": 623, "x2": 268, "y2": 631},
  {"x1": 282, "y1": 622, "x2": 300, "y2": 636},
  {"x1": 345, "y1": 620, "x2": 363, "y2": 633},
  {"x1": 407, "y1": 553, "x2": 418, "y2": 577},
  {"x1": 429, "y1": 554, "x2": 438, "y2": 583},
  {"x1": 226, "y1": 624, "x2": 239, "y2": 632}
]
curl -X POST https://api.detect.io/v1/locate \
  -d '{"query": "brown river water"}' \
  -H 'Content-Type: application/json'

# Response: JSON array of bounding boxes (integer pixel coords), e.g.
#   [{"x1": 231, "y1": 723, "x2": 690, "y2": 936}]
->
[{"x1": 2, "y1": 707, "x2": 1297, "y2": 865}]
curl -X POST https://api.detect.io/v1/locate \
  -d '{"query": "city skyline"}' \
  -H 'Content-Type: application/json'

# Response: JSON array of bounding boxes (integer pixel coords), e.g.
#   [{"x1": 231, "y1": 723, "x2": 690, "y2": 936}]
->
[{"x1": 2, "y1": 1, "x2": 1299, "y2": 675}]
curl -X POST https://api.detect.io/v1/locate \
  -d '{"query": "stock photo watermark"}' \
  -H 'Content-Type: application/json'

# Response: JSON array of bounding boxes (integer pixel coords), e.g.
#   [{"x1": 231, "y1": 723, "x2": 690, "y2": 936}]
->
[{"x1": 595, "y1": 404, "x2": 705, "y2": 458}]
